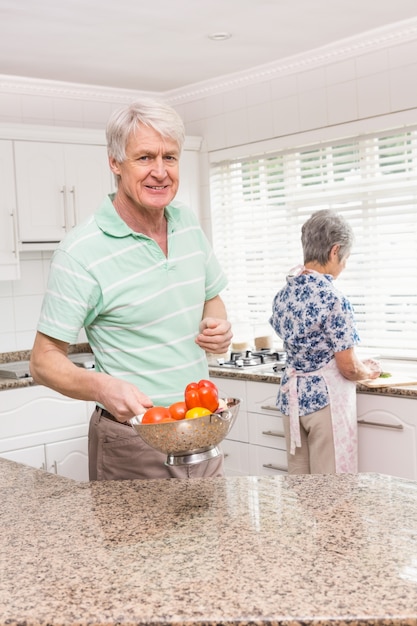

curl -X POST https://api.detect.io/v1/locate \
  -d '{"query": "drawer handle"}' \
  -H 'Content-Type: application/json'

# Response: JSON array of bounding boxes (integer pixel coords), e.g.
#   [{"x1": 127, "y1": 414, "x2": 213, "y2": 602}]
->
[
  {"x1": 263, "y1": 463, "x2": 287, "y2": 472},
  {"x1": 357, "y1": 419, "x2": 403, "y2": 431},
  {"x1": 262, "y1": 430, "x2": 285, "y2": 438},
  {"x1": 260, "y1": 404, "x2": 280, "y2": 412}
]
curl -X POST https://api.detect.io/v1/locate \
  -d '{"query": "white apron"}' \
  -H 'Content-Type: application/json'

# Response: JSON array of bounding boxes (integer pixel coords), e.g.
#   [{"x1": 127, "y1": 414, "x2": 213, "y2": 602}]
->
[{"x1": 283, "y1": 358, "x2": 358, "y2": 473}]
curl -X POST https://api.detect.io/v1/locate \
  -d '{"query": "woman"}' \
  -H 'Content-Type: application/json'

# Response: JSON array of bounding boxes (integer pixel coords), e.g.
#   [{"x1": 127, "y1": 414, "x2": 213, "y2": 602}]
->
[{"x1": 269, "y1": 209, "x2": 381, "y2": 474}]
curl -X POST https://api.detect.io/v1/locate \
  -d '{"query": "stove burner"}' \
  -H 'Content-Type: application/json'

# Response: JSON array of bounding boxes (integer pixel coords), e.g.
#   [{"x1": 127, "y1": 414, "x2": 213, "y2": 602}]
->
[{"x1": 216, "y1": 349, "x2": 287, "y2": 369}]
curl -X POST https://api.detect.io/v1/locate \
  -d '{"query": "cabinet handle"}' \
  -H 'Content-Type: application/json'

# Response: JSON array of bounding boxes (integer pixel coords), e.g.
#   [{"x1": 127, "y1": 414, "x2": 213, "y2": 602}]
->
[
  {"x1": 69, "y1": 186, "x2": 78, "y2": 227},
  {"x1": 262, "y1": 430, "x2": 285, "y2": 438},
  {"x1": 357, "y1": 419, "x2": 403, "y2": 431},
  {"x1": 260, "y1": 404, "x2": 280, "y2": 412},
  {"x1": 50, "y1": 460, "x2": 58, "y2": 474},
  {"x1": 10, "y1": 211, "x2": 19, "y2": 257},
  {"x1": 60, "y1": 185, "x2": 68, "y2": 230},
  {"x1": 40, "y1": 462, "x2": 46, "y2": 471},
  {"x1": 263, "y1": 463, "x2": 287, "y2": 472}
]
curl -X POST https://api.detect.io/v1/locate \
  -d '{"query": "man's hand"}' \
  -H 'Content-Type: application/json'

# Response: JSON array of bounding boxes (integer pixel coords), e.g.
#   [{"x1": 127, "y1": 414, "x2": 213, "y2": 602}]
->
[
  {"x1": 95, "y1": 377, "x2": 153, "y2": 422},
  {"x1": 196, "y1": 317, "x2": 232, "y2": 354}
]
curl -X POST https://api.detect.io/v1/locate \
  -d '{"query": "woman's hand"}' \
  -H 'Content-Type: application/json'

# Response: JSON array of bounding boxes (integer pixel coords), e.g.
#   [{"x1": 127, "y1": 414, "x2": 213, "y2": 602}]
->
[
  {"x1": 335, "y1": 348, "x2": 382, "y2": 381},
  {"x1": 361, "y1": 358, "x2": 383, "y2": 380}
]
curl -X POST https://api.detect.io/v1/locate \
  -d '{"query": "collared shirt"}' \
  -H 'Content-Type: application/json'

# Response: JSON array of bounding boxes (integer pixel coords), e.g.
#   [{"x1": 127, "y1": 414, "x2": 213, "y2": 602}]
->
[
  {"x1": 269, "y1": 271, "x2": 360, "y2": 416},
  {"x1": 37, "y1": 194, "x2": 227, "y2": 405}
]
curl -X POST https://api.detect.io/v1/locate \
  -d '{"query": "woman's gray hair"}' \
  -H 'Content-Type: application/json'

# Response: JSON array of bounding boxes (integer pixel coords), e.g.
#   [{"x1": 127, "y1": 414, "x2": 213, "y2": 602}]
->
[
  {"x1": 301, "y1": 209, "x2": 354, "y2": 265},
  {"x1": 106, "y1": 98, "x2": 185, "y2": 162}
]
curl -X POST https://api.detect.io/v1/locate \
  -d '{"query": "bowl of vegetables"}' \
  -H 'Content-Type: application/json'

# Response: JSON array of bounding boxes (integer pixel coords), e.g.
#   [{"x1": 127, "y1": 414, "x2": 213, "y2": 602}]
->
[{"x1": 129, "y1": 379, "x2": 241, "y2": 466}]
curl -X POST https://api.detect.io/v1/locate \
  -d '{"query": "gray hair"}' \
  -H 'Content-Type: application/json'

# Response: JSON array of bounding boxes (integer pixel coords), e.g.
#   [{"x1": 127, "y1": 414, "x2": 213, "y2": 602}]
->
[
  {"x1": 301, "y1": 209, "x2": 354, "y2": 265},
  {"x1": 106, "y1": 98, "x2": 185, "y2": 162}
]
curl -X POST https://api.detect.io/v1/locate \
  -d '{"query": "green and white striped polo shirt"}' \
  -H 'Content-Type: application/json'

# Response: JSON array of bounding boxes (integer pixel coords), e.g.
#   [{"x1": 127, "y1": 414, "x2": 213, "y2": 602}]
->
[{"x1": 37, "y1": 194, "x2": 228, "y2": 405}]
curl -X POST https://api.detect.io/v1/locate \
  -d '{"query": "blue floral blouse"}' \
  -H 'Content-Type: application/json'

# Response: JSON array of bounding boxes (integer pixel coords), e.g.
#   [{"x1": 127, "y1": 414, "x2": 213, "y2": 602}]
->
[{"x1": 269, "y1": 271, "x2": 360, "y2": 417}]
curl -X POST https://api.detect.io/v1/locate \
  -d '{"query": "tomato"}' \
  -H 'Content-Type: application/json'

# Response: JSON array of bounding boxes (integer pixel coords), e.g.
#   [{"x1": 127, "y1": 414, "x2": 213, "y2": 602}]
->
[
  {"x1": 142, "y1": 406, "x2": 172, "y2": 424},
  {"x1": 168, "y1": 401, "x2": 188, "y2": 421},
  {"x1": 185, "y1": 406, "x2": 211, "y2": 419},
  {"x1": 184, "y1": 379, "x2": 219, "y2": 412}
]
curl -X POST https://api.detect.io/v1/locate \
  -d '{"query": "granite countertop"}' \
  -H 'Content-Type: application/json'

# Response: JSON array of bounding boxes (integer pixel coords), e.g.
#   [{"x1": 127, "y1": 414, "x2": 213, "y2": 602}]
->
[
  {"x1": 2, "y1": 458, "x2": 417, "y2": 626},
  {"x1": 0, "y1": 344, "x2": 92, "y2": 391},
  {"x1": 209, "y1": 366, "x2": 417, "y2": 399},
  {"x1": 1, "y1": 346, "x2": 416, "y2": 399}
]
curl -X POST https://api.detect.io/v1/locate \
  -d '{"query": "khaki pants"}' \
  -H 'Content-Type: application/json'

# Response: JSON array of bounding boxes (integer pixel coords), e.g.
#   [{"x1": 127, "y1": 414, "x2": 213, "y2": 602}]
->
[
  {"x1": 283, "y1": 404, "x2": 336, "y2": 474},
  {"x1": 88, "y1": 407, "x2": 224, "y2": 481}
]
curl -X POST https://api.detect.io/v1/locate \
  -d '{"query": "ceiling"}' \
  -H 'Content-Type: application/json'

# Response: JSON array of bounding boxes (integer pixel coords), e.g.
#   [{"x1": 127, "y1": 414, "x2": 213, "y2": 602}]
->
[{"x1": 1, "y1": 0, "x2": 417, "y2": 93}]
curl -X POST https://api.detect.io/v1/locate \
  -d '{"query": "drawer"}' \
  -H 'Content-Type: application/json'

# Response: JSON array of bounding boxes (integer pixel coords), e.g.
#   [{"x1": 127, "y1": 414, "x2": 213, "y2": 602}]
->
[
  {"x1": 248, "y1": 412, "x2": 286, "y2": 450},
  {"x1": 248, "y1": 444, "x2": 288, "y2": 475},
  {"x1": 246, "y1": 381, "x2": 280, "y2": 415},
  {"x1": 221, "y1": 439, "x2": 250, "y2": 476}
]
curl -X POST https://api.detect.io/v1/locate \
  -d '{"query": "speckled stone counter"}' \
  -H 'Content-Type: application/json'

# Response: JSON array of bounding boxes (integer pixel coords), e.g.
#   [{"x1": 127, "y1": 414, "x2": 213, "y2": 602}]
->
[
  {"x1": 209, "y1": 367, "x2": 417, "y2": 399},
  {"x1": 1, "y1": 346, "x2": 416, "y2": 399},
  {"x1": 0, "y1": 343, "x2": 92, "y2": 391},
  {"x1": 2, "y1": 459, "x2": 417, "y2": 626}
]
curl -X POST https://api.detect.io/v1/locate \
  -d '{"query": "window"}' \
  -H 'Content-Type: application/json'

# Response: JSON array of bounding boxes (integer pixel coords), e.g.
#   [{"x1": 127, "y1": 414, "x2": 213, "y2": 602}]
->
[{"x1": 209, "y1": 127, "x2": 417, "y2": 357}]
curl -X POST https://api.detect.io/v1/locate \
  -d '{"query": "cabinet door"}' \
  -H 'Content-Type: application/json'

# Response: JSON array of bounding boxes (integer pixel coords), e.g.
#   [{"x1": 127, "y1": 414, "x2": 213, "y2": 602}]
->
[
  {"x1": 0, "y1": 386, "x2": 89, "y2": 457},
  {"x1": 0, "y1": 445, "x2": 45, "y2": 470},
  {"x1": 14, "y1": 141, "x2": 112, "y2": 243},
  {"x1": 176, "y1": 150, "x2": 200, "y2": 215},
  {"x1": 221, "y1": 439, "x2": 250, "y2": 476},
  {"x1": 0, "y1": 140, "x2": 20, "y2": 279},
  {"x1": 64, "y1": 144, "x2": 113, "y2": 226},
  {"x1": 357, "y1": 394, "x2": 417, "y2": 480},
  {"x1": 46, "y1": 436, "x2": 89, "y2": 481},
  {"x1": 14, "y1": 141, "x2": 67, "y2": 242}
]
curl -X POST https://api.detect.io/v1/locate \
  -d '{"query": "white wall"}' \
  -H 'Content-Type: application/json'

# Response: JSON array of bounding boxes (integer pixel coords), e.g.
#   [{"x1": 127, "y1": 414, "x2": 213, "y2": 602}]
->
[
  {"x1": 175, "y1": 35, "x2": 417, "y2": 238},
  {"x1": 2, "y1": 26, "x2": 417, "y2": 352}
]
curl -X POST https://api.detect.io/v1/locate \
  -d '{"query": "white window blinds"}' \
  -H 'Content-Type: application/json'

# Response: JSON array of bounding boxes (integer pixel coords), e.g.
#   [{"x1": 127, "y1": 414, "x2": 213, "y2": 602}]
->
[{"x1": 209, "y1": 127, "x2": 417, "y2": 356}]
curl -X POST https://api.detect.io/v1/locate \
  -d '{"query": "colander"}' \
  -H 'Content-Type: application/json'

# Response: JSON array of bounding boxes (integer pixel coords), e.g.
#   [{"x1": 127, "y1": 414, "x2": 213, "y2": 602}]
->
[{"x1": 129, "y1": 397, "x2": 240, "y2": 466}]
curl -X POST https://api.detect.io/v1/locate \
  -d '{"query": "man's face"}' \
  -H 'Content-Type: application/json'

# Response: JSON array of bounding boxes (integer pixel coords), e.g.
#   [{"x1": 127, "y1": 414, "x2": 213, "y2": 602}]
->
[{"x1": 110, "y1": 123, "x2": 180, "y2": 212}]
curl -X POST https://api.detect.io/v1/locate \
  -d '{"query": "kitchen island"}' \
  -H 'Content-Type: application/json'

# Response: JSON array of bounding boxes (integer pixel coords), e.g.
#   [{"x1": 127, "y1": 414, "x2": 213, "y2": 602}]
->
[{"x1": 2, "y1": 458, "x2": 417, "y2": 626}]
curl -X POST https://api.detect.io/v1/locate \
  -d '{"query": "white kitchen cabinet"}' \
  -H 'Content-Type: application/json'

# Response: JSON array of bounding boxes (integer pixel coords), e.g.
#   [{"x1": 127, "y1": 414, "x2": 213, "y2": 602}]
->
[
  {"x1": 14, "y1": 141, "x2": 113, "y2": 244},
  {"x1": 0, "y1": 444, "x2": 45, "y2": 469},
  {"x1": 357, "y1": 393, "x2": 417, "y2": 480},
  {"x1": 212, "y1": 377, "x2": 249, "y2": 476},
  {"x1": 211, "y1": 376, "x2": 287, "y2": 476},
  {"x1": 246, "y1": 381, "x2": 288, "y2": 475},
  {"x1": 176, "y1": 147, "x2": 201, "y2": 215},
  {"x1": 0, "y1": 385, "x2": 92, "y2": 481},
  {"x1": 0, "y1": 140, "x2": 20, "y2": 279}
]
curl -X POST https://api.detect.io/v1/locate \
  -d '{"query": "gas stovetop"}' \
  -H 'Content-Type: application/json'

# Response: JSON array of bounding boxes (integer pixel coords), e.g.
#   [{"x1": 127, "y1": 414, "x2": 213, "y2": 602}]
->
[{"x1": 210, "y1": 349, "x2": 287, "y2": 372}]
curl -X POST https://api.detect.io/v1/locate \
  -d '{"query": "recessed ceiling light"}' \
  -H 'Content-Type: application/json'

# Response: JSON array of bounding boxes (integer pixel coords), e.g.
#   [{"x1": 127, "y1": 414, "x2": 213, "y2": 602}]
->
[{"x1": 208, "y1": 32, "x2": 232, "y2": 41}]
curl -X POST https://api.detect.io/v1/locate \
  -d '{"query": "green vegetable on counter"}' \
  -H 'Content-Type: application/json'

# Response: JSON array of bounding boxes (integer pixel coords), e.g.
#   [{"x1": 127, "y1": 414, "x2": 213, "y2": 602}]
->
[{"x1": 379, "y1": 371, "x2": 392, "y2": 378}]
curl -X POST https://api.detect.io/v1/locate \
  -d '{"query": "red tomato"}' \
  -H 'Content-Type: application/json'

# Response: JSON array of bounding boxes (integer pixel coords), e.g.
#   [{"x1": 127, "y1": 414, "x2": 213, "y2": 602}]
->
[
  {"x1": 142, "y1": 406, "x2": 172, "y2": 424},
  {"x1": 184, "y1": 379, "x2": 219, "y2": 412},
  {"x1": 168, "y1": 401, "x2": 188, "y2": 421}
]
